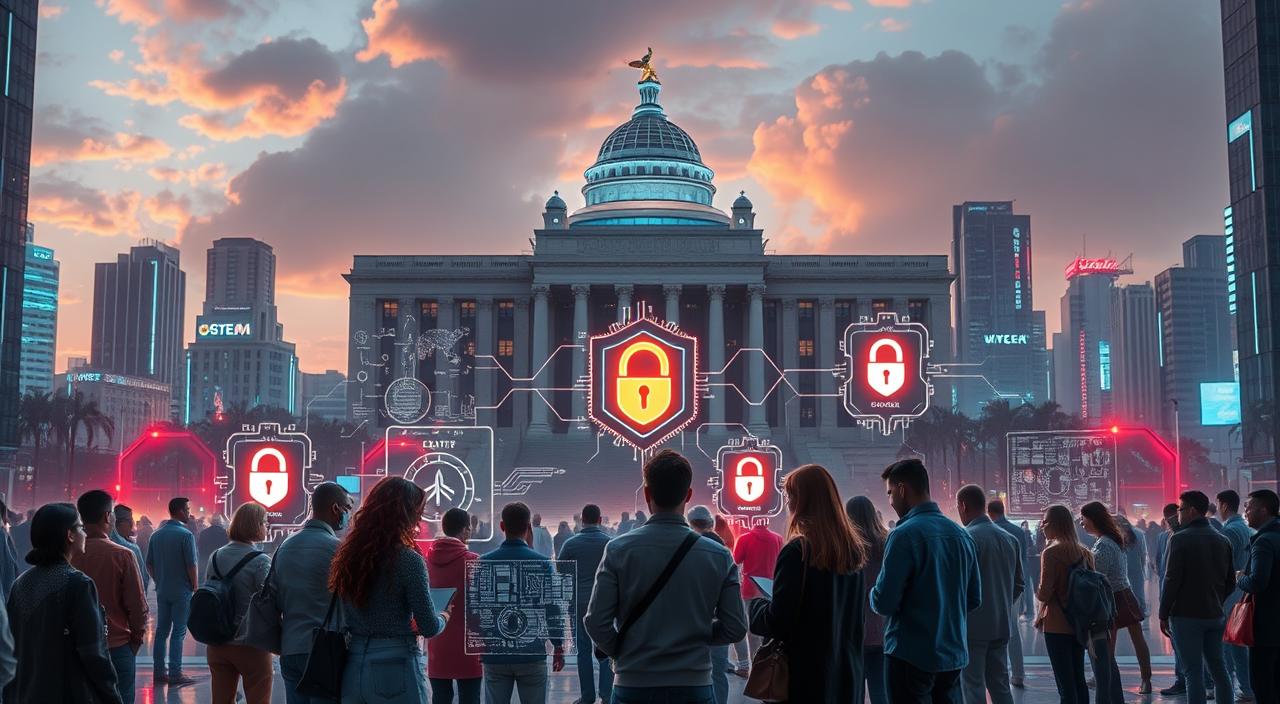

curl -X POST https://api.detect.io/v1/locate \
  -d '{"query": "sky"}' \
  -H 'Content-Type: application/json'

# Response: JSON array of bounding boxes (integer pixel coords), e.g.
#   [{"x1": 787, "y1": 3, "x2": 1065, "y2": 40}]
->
[{"x1": 33, "y1": 0, "x2": 1229, "y2": 374}]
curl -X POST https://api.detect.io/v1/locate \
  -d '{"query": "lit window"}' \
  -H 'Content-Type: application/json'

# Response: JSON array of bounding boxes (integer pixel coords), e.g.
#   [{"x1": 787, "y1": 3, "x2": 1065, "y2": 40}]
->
[{"x1": 799, "y1": 340, "x2": 814, "y2": 357}]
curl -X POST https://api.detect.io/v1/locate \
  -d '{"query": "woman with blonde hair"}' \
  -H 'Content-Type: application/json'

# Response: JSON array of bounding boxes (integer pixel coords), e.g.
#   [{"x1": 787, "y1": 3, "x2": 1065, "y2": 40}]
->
[
  {"x1": 1036, "y1": 504, "x2": 1095, "y2": 704},
  {"x1": 749, "y1": 464, "x2": 868, "y2": 703},
  {"x1": 205, "y1": 502, "x2": 272, "y2": 703}
]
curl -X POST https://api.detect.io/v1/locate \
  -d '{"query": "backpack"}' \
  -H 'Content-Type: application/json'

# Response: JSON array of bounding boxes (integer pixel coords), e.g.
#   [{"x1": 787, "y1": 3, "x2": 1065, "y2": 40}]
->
[
  {"x1": 188, "y1": 549, "x2": 264, "y2": 645},
  {"x1": 1060, "y1": 558, "x2": 1115, "y2": 646}
]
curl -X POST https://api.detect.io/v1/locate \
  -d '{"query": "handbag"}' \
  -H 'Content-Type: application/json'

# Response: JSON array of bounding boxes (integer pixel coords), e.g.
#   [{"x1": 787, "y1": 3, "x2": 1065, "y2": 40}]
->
[
  {"x1": 295, "y1": 593, "x2": 348, "y2": 698},
  {"x1": 243, "y1": 555, "x2": 283, "y2": 654},
  {"x1": 744, "y1": 542, "x2": 805, "y2": 702},
  {"x1": 1112, "y1": 588, "x2": 1144, "y2": 629},
  {"x1": 1224, "y1": 593, "x2": 1255, "y2": 647}
]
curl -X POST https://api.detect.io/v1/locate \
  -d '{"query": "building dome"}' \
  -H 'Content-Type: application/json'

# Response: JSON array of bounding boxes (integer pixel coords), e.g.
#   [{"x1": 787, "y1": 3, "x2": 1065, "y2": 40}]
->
[
  {"x1": 545, "y1": 190, "x2": 566, "y2": 209},
  {"x1": 733, "y1": 190, "x2": 753, "y2": 209},
  {"x1": 570, "y1": 78, "x2": 727, "y2": 228}
]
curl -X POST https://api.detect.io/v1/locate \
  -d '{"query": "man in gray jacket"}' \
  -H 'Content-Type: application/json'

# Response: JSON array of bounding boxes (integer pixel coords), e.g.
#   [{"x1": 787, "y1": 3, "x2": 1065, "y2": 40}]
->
[
  {"x1": 268, "y1": 482, "x2": 353, "y2": 704},
  {"x1": 586, "y1": 450, "x2": 747, "y2": 704},
  {"x1": 558, "y1": 503, "x2": 613, "y2": 704},
  {"x1": 958, "y1": 485, "x2": 1022, "y2": 704}
]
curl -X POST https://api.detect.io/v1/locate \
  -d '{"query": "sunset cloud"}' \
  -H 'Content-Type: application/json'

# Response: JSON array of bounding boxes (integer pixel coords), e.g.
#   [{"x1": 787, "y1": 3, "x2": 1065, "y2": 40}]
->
[
  {"x1": 32, "y1": 106, "x2": 173, "y2": 166},
  {"x1": 144, "y1": 189, "x2": 194, "y2": 230},
  {"x1": 30, "y1": 177, "x2": 142, "y2": 237},
  {"x1": 95, "y1": 0, "x2": 237, "y2": 27},
  {"x1": 147, "y1": 162, "x2": 227, "y2": 185}
]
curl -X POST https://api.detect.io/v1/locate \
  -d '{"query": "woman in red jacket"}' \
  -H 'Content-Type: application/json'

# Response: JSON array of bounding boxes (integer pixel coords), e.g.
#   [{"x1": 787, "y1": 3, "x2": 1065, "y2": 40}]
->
[{"x1": 426, "y1": 508, "x2": 482, "y2": 704}]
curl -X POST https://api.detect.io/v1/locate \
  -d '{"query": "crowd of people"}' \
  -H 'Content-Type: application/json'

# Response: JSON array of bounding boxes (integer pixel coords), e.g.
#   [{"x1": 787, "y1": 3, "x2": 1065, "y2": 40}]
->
[{"x1": 0, "y1": 451, "x2": 1273, "y2": 703}]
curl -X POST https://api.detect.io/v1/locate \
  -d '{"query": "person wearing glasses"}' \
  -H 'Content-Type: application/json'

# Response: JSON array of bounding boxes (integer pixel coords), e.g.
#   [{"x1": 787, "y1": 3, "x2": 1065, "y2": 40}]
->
[{"x1": 4, "y1": 502, "x2": 119, "y2": 703}]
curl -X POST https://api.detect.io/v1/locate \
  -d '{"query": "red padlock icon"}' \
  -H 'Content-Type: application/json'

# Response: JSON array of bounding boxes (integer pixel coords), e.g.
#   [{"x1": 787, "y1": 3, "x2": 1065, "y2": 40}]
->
[{"x1": 248, "y1": 447, "x2": 289, "y2": 509}]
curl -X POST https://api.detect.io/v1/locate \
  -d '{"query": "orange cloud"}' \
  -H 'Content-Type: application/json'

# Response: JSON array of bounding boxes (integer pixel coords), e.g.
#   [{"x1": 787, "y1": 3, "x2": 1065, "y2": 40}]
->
[
  {"x1": 866, "y1": 0, "x2": 912, "y2": 6},
  {"x1": 147, "y1": 161, "x2": 227, "y2": 185},
  {"x1": 356, "y1": 0, "x2": 442, "y2": 68},
  {"x1": 30, "y1": 178, "x2": 142, "y2": 237},
  {"x1": 40, "y1": 3, "x2": 65, "y2": 19},
  {"x1": 144, "y1": 189, "x2": 193, "y2": 229},
  {"x1": 32, "y1": 131, "x2": 172, "y2": 167},
  {"x1": 772, "y1": 18, "x2": 821, "y2": 39},
  {"x1": 176, "y1": 78, "x2": 347, "y2": 141},
  {"x1": 95, "y1": 0, "x2": 235, "y2": 27},
  {"x1": 879, "y1": 17, "x2": 910, "y2": 32}
]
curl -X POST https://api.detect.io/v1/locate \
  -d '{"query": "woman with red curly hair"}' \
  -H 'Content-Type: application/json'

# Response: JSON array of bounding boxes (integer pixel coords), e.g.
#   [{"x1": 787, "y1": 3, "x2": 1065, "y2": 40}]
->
[{"x1": 329, "y1": 477, "x2": 450, "y2": 703}]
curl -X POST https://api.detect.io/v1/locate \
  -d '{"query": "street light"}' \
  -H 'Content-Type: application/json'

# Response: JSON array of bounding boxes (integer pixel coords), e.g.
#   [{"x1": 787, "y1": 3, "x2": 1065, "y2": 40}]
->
[{"x1": 1169, "y1": 398, "x2": 1181, "y2": 492}]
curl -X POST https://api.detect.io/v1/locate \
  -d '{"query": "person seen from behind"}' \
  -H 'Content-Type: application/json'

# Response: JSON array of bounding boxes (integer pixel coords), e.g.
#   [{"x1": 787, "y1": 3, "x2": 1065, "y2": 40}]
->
[
  {"x1": 731, "y1": 503, "x2": 783, "y2": 666},
  {"x1": 197, "y1": 514, "x2": 229, "y2": 582},
  {"x1": 111, "y1": 504, "x2": 148, "y2": 595},
  {"x1": 268, "y1": 481, "x2": 352, "y2": 704},
  {"x1": 426, "y1": 508, "x2": 482, "y2": 704},
  {"x1": 5, "y1": 502, "x2": 118, "y2": 703},
  {"x1": 845, "y1": 496, "x2": 889, "y2": 704},
  {"x1": 72, "y1": 490, "x2": 147, "y2": 704},
  {"x1": 1216, "y1": 489, "x2": 1255, "y2": 701},
  {"x1": 956, "y1": 485, "x2": 1021, "y2": 704},
  {"x1": 553, "y1": 520, "x2": 573, "y2": 558},
  {"x1": 1035, "y1": 504, "x2": 1094, "y2": 704},
  {"x1": 1114, "y1": 514, "x2": 1152, "y2": 693},
  {"x1": 559, "y1": 503, "x2": 614, "y2": 704},
  {"x1": 1237, "y1": 489, "x2": 1280, "y2": 702},
  {"x1": 330, "y1": 477, "x2": 449, "y2": 703},
  {"x1": 1077, "y1": 501, "x2": 1130, "y2": 703},
  {"x1": 750, "y1": 464, "x2": 867, "y2": 703},
  {"x1": 687, "y1": 505, "x2": 730, "y2": 704},
  {"x1": 585, "y1": 449, "x2": 747, "y2": 704},
  {"x1": 1160, "y1": 490, "x2": 1235, "y2": 704},
  {"x1": 986, "y1": 499, "x2": 1029, "y2": 689},
  {"x1": 147, "y1": 497, "x2": 199, "y2": 687},
  {"x1": 204, "y1": 503, "x2": 272, "y2": 704},
  {"x1": 870, "y1": 458, "x2": 980, "y2": 704},
  {"x1": 532, "y1": 513, "x2": 554, "y2": 558}
]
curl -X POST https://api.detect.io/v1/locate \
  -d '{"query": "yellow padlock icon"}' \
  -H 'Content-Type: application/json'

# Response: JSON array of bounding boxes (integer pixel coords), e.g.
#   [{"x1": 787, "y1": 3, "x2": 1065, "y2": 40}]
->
[{"x1": 615, "y1": 340, "x2": 673, "y2": 425}]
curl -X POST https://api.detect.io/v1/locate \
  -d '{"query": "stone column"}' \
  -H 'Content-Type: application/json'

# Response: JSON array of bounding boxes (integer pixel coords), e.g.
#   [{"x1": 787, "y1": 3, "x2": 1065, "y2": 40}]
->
[
  {"x1": 707, "y1": 285, "x2": 726, "y2": 429},
  {"x1": 475, "y1": 297, "x2": 495, "y2": 428},
  {"x1": 571, "y1": 284, "x2": 591, "y2": 425},
  {"x1": 663, "y1": 284, "x2": 682, "y2": 325},
  {"x1": 747, "y1": 284, "x2": 768, "y2": 433},
  {"x1": 435, "y1": 297, "x2": 456, "y2": 418},
  {"x1": 397, "y1": 297, "x2": 418, "y2": 378},
  {"x1": 780, "y1": 298, "x2": 798, "y2": 428},
  {"x1": 513, "y1": 297, "x2": 530, "y2": 431},
  {"x1": 529, "y1": 285, "x2": 551, "y2": 433},
  {"x1": 616, "y1": 284, "x2": 634, "y2": 323},
  {"x1": 818, "y1": 296, "x2": 837, "y2": 430}
]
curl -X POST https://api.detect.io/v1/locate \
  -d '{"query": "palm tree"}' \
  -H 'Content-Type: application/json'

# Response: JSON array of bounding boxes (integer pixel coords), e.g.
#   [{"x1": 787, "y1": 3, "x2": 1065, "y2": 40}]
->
[
  {"x1": 17, "y1": 391, "x2": 56, "y2": 496},
  {"x1": 978, "y1": 400, "x2": 1031, "y2": 490},
  {"x1": 55, "y1": 391, "x2": 115, "y2": 497}
]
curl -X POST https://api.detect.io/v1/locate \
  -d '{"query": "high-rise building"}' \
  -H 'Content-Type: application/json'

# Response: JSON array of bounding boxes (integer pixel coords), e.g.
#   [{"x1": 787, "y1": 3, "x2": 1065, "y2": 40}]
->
[
  {"x1": 1031, "y1": 309, "x2": 1050, "y2": 403},
  {"x1": 1053, "y1": 257, "x2": 1133, "y2": 423},
  {"x1": 301, "y1": 370, "x2": 346, "y2": 421},
  {"x1": 19, "y1": 225, "x2": 57, "y2": 396},
  {"x1": 951, "y1": 201, "x2": 1043, "y2": 413},
  {"x1": 186, "y1": 238, "x2": 297, "y2": 423},
  {"x1": 1221, "y1": 0, "x2": 1279, "y2": 474},
  {"x1": 90, "y1": 241, "x2": 187, "y2": 417},
  {"x1": 1111, "y1": 283, "x2": 1161, "y2": 427},
  {"x1": 0, "y1": 1, "x2": 39, "y2": 452},
  {"x1": 1156, "y1": 235, "x2": 1235, "y2": 456}
]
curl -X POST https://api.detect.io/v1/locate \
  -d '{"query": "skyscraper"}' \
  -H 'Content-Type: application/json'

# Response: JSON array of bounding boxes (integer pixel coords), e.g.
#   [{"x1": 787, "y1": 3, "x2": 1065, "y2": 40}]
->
[
  {"x1": 91, "y1": 241, "x2": 187, "y2": 416},
  {"x1": 1221, "y1": 0, "x2": 1279, "y2": 475},
  {"x1": 1053, "y1": 257, "x2": 1132, "y2": 422},
  {"x1": 1156, "y1": 235, "x2": 1235, "y2": 456},
  {"x1": 20, "y1": 224, "x2": 57, "y2": 396},
  {"x1": 186, "y1": 237, "x2": 298, "y2": 423},
  {"x1": 1111, "y1": 283, "x2": 1161, "y2": 427},
  {"x1": 0, "y1": 1, "x2": 38, "y2": 452},
  {"x1": 952, "y1": 201, "x2": 1043, "y2": 413}
]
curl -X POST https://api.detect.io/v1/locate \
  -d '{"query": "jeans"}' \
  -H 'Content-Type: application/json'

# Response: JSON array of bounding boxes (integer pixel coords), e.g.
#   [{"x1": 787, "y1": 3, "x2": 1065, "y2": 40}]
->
[
  {"x1": 282, "y1": 653, "x2": 338, "y2": 704},
  {"x1": 1170, "y1": 617, "x2": 1233, "y2": 704},
  {"x1": 1086, "y1": 636, "x2": 1123, "y2": 704},
  {"x1": 709, "y1": 645, "x2": 729, "y2": 704},
  {"x1": 864, "y1": 646, "x2": 888, "y2": 704},
  {"x1": 1007, "y1": 603, "x2": 1024, "y2": 682},
  {"x1": 961, "y1": 638, "x2": 1012, "y2": 704},
  {"x1": 731, "y1": 639, "x2": 749, "y2": 669},
  {"x1": 153, "y1": 591, "x2": 191, "y2": 678},
  {"x1": 340, "y1": 636, "x2": 429, "y2": 704},
  {"x1": 885, "y1": 655, "x2": 961, "y2": 704},
  {"x1": 1226, "y1": 643, "x2": 1252, "y2": 695},
  {"x1": 1044, "y1": 632, "x2": 1088, "y2": 704},
  {"x1": 484, "y1": 661, "x2": 548, "y2": 704},
  {"x1": 109, "y1": 645, "x2": 135, "y2": 704},
  {"x1": 429, "y1": 677, "x2": 481, "y2": 704},
  {"x1": 1022, "y1": 559, "x2": 1035, "y2": 616},
  {"x1": 1249, "y1": 645, "x2": 1280, "y2": 704},
  {"x1": 611, "y1": 685, "x2": 715, "y2": 704},
  {"x1": 577, "y1": 618, "x2": 613, "y2": 703}
]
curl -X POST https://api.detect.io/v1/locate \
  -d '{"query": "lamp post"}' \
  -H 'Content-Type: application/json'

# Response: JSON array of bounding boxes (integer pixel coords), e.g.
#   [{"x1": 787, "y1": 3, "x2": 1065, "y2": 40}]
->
[{"x1": 1169, "y1": 398, "x2": 1181, "y2": 493}]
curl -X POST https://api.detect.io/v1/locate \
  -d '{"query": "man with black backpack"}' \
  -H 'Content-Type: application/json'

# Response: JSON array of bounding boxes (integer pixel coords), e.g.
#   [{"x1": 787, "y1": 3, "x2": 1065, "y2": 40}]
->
[
  {"x1": 1160, "y1": 490, "x2": 1236, "y2": 704},
  {"x1": 586, "y1": 450, "x2": 747, "y2": 704}
]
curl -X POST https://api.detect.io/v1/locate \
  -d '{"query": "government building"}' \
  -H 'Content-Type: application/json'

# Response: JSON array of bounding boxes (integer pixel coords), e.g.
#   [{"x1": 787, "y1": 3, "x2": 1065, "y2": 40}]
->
[{"x1": 345, "y1": 73, "x2": 954, "y2": 512}]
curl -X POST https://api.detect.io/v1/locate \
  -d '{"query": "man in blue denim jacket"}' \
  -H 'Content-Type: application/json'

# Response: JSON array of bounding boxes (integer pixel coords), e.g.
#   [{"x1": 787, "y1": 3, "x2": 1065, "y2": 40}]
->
[{"x1": 871, "y1": 459, "x2": 980, "y2": 704}]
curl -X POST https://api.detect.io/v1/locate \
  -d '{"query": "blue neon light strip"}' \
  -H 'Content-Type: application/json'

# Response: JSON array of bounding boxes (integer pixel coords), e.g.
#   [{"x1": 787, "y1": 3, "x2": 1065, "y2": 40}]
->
[
  {"x1": 1228, "y1": 111, "x2": 1257, "y2": 191},
  {"x1": 184, "y1": 350, "x2": 191, "y2": 425},
  {"x1": 4, "y1": 13, "x2": 12, "y2": 98},
  {"x1": 1251, "y1": 272, "x2": 1260, "y2": 355},
  {"x1": 288, "y1": 354, "x2": 296, "y2": 414},
  {"x1": 148, "y1": 260, "x2": 158, "y2": 375},
  {"x1": 1157, "y1": 311, "x2": 1164, "y2": 367},
  {"x1": 1098, "y1": 340, "x2": 1111, "y2": 391},
  {"x1": 0, "y1": 267, "x2": 7, "y2": 351}
]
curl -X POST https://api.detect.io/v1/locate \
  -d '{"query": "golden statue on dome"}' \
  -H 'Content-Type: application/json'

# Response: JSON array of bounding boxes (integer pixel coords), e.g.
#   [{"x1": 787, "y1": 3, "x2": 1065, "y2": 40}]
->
[{"x1": 628, "y1": 47, "x2": 660, "y2": 84}]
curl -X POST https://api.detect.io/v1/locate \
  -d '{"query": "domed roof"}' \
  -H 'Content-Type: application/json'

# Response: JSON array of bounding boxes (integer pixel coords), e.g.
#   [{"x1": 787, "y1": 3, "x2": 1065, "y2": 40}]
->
[
  {"x1": 596, "y1": 112, "x2": 702, "y2": 164},
  {"x1": 733, "y1": 190, "x2": 753, "y2": 209},
  {"x1": 545, "y1": 190, "x2": 566, "y2": 209}
]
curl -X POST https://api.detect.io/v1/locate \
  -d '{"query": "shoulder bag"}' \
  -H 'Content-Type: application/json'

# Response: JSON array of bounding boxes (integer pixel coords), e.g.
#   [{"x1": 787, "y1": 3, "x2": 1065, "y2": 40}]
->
[
  {"x1": 1224, "y1": 593, "x2": 1255, "y2": 647},
  {"x1": 744, "y1": 542, "x2": 805, "y2": 702},
  {"x1": 243, "y1": 553, "x2": 282, "y2": 654},
  {"x1": 296, "y1": 593, "x2": 348, "y2": 698},
  {"x1": 595, "y1": 531, "x2": 701, "y2": 659}
]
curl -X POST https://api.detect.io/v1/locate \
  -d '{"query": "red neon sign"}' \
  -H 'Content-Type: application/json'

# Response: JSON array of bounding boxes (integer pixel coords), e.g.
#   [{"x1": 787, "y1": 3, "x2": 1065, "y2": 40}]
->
[{"x1": 1065, "y1": 257, "x2": 1122, "y2": 280}]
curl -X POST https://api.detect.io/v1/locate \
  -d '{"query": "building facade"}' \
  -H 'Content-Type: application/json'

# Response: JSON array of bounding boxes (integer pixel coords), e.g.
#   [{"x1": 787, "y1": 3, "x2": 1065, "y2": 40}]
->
[
  {"x1": 59, "y1": 369, "x2": 171, "y2": 452},
  {"x1": 19, "y1": 224, "x2": 57, "y2": 396},
  {"x1": 91, "y1": 241, "x2": 186, "y2": 417},
  {"x1": 186, "y1": 237, "x2": 298, "y2": 423},
  {"x1": 951, "y1": 201, "x2": 1045, "y2": 414},
  {"x1": 1053, "y1": 258, "x2": 1132, "y2": 423},
  {"x1": 345, "y1": 77, "x2": 955, "y2": 510},
  {"x1": 1221, "y1": 0, "x2": 1279, "y2": 474},
  {"x1": 301, "y1": 370, "x2": 346, "y2": 421},
  {"x1": 1111, "y1": 283, "x2": 1161, "y2": 428},
  {"x1": 1156, "y1": 235, "x2": 1235, "y2": 455},
  {"x1": 0, "y1": 0, "x2": 38, "y2": 451}
]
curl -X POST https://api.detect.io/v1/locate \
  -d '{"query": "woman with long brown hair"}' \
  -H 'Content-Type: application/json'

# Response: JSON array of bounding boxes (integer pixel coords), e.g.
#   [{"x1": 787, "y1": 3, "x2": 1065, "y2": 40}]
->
[
  {"x1": 749, "y1": 464, "x2": 868, "y2": 703},
  {"x1": 1080, "y1": 501, "x2": 1148, "y2": 699},
  {"x1": 329, "y1": 477, "x2": 450, "y2": 703},
  {"x1": 1036, "y1": 504, "x2": 1095, "y2": 704}
]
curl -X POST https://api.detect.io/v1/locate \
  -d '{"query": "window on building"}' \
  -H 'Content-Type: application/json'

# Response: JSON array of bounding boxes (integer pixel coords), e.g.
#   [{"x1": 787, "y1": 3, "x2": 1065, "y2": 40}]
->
[
  {"x1": 380, "y1": 300, "x2": 398, "y2": 322},
  {"x1": 908, "y1": 299, "x2": 928, "y2": 324},
  {"x1": 872, "y1": 299, "x2": 891, "y2": 314},
  {"x1": 799, "y1": 339, "x2": 814, "y2": 357},
  {"x1": 421, "y1": 301, "x2": 438, "y2": 318},
  {"x1": 498, "y1": 301, "x2": 514, "y2": 319},
  {"x1": 798, "y1": 300, "x2": 814, "y2": 320},
  {"x1": 498, "y1": 340, "x2": 514, "y2": 356}
]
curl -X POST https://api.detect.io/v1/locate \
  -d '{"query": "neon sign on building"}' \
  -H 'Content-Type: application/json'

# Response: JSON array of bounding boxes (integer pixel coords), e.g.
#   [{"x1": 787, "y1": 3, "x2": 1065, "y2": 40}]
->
[
  {"x1": 1012, "y1": 227, "x2": 1024, "y2": 310},
  {"x1": 1064, "y1": 257, "x2": 1122, "y2": 280}
]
